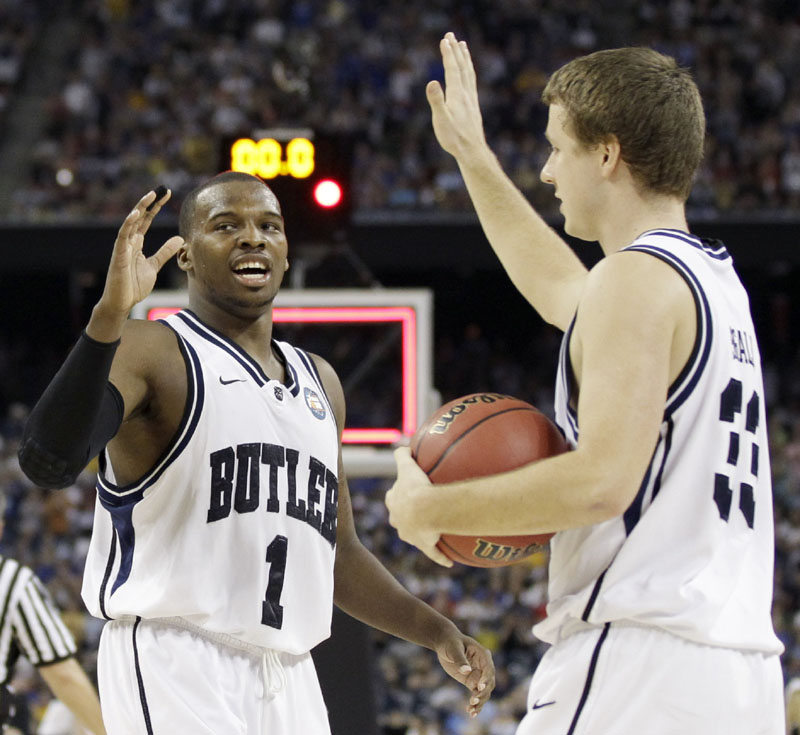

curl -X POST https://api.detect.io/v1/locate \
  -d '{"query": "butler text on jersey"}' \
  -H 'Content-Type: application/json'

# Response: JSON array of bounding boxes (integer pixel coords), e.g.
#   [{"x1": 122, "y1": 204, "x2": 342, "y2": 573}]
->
[{"x1": 207, "y1": 442, "x2": 338, "y2": 547}]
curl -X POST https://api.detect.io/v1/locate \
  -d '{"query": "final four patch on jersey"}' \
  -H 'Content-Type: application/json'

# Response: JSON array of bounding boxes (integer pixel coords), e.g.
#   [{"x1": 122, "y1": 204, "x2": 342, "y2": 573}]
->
[{"x1": 304, "y1": 387, "x2": 326, "y2": 419}]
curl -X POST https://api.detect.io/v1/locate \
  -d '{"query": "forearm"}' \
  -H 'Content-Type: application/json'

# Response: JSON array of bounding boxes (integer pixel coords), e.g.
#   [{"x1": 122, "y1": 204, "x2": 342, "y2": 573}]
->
[
  {"x1": 334, "y1": 540, "x2": 459, "y2": 650},
  {"x1": 455, "y1": 146, "x2": 587, "y2": 328},
  {"x1": 418, "y1": 447, "x2": 628, "y2": 537},
  {"x1": 18, "y1": 330, "x2": 123, "y2": 489},
  {"x1": 39, "y1": 659, "x2": 106, "y2": 735}
]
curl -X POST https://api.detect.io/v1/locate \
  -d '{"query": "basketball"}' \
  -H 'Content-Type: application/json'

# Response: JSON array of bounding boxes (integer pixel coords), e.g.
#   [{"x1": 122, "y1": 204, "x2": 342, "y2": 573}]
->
[{"x1": 410, "y1": 392, "x2": 569, "y2": 567}]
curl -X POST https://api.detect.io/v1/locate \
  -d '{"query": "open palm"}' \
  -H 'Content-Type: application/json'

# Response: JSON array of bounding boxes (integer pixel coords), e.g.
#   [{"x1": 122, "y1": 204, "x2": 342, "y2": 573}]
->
[{"x1": 100, "y1": 189, "x2": 184, "y2": 317}]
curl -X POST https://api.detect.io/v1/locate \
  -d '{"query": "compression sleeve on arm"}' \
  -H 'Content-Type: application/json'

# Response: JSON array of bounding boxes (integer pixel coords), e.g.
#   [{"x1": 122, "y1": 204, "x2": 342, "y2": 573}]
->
[{"x1": 18, "y1": 331, "x2": 125, "y2": 489}]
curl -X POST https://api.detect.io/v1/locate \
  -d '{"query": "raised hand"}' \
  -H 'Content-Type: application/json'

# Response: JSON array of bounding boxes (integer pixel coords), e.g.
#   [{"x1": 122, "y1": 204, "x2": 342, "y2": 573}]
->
[
  {"x1": 426, "y1": 32, "x2": 487, "y2": 159},
  {"x1": 88, "y1": 188, "x2": 184, "y2": 341}
]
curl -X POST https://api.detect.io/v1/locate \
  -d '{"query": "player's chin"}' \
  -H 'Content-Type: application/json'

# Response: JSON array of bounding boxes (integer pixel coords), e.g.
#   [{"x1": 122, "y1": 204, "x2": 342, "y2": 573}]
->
[
  {"x1": 222, "y1": 291, "x2": 278, "y2": 316},
  {"x1": 562, "y1": 216, "x2": 595, "y2": 243}
]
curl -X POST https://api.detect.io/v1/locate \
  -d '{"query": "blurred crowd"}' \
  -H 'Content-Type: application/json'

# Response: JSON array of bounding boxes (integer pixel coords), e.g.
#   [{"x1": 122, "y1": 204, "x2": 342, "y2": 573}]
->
[
  {"x1": 1, "y1": 0, "x2": 800, "y2": 222},
  {"x1": 0, "y1": 0, "x2": 37, "y2": 128}
]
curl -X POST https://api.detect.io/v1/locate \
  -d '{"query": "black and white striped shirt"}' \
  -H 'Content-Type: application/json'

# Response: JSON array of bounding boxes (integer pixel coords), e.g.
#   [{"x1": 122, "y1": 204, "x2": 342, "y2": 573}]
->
[{"x1": 0, "y1": 555, "x2": 77, "y2": 683}]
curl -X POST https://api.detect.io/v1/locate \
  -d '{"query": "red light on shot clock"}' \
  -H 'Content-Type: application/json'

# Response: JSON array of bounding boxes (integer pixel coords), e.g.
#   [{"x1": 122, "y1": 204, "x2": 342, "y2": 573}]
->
[{"x1": 313, "y1": 179, "x2": 343, "y2": 208}]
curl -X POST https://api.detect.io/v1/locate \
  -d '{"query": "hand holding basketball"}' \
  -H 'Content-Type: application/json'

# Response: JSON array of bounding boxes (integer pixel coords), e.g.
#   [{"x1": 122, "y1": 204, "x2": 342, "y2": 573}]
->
[
  {"x1": 388, "y1": 448, "x2": 455, "y2": 567},
  {"x1": 389, "y1": 393, "x2": 569, "y2": 568}
]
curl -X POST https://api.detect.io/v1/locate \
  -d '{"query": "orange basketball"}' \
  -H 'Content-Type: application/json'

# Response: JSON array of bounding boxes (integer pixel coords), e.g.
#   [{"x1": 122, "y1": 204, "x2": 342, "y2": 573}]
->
[{"x1": 410, "y1": 392, "x2": 569, "y2": 567}]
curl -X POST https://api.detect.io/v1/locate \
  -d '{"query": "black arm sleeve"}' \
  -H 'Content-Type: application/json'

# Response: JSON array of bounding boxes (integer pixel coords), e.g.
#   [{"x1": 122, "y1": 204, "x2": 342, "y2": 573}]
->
[{"x1": 18, "y1": 330, "x2": 125, "y2": 489}]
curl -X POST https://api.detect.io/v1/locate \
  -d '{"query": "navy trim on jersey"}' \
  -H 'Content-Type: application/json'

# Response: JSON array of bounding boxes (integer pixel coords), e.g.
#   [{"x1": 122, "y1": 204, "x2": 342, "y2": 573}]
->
[
  {"x1": 109, "y1": 504, "x2": 136, "y2": 594},
  {"x1": 132, "y1": 618, "x2": 154, "y2": 735},
  {"x1": 623, "y1": 244, "x2": 713, "y2": 418},
  {"x1": 639, "y1": 229, "x2": 730, "y2": 261},
  {"x1": 177, "y1": 310, "x2": 266, "y2": 386},
  {"x1": 581, "y1": 569, "x2": 607, "y2": 621},
  {"x1": 175, "y1": 311, "x2": 302, "y2": 398},
  {"x1": 623, "y1": 456, "x2": 655, "y2": 535},
  {"x1": 98, "y1": 528, "x2": 117, "y2": 620},
  {"x1": 295, "y1": 348, "x2": 324, "y2": 395},
  {"x1": 622, "y1": 419, "x2": 674, "y2": 534},
  {"x1": 558, "y1": 317, "x2": 579, "y2": 439},
  {"x1": 649, "y1": 418, "x2": 674, "y2": 503},
  {"x1": 97, "y1": 333, "x2": 205, "y2": 503},
  {"x1": 566, "y1": 623, "x2": 611, "y2": 735},
  {"x1": 272, "y1": 341, "x2": 300, "y2": 397}
]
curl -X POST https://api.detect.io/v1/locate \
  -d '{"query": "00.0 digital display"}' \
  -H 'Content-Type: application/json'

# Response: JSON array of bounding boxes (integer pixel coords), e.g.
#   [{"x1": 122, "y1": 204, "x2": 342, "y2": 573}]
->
[{"x1": 229, "y1": 137, "x2": 315, "y2": 179}]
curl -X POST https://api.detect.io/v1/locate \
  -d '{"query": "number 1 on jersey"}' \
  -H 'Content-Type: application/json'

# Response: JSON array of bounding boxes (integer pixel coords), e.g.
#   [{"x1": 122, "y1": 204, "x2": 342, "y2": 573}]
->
[{"x1": 262, "y1": 535, "x2": 288, "y2": 629}]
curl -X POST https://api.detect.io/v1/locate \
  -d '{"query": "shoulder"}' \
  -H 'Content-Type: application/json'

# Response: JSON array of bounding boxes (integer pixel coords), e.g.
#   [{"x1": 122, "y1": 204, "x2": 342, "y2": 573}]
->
[
  {"x1": 119, "y1": 316, "x2": 179, "y2": 348},
  {"x1": 1, "y1": 558, "x2": 39, "y2": 600},
  {"x1": 581, "y1": 249, "x2": 694, "y2": 317},
  {"x1": 116, "y1": 317, "x2": 183, "y2": 372},
  {"x1": 0, "y1": 555, "x2": 26, "y2": 582},
  {"x1": 308, "y1": 352, "x2": 343, "y2": 399}
]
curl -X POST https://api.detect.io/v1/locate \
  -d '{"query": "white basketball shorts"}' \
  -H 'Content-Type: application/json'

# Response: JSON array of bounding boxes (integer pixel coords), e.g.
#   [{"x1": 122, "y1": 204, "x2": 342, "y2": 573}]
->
[
  {"x1": 97, "y1": 617, "x2": 332, "y2": 735},
  {"x1": 516, "y1": 623, "x2": 784, "y2": 735}
]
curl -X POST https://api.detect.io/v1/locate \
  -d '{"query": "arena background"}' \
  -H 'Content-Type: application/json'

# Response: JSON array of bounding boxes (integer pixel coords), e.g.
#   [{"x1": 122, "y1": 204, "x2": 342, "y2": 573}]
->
[{"x1": 0, "y1": 1, "x2": 799, "y2": 734}]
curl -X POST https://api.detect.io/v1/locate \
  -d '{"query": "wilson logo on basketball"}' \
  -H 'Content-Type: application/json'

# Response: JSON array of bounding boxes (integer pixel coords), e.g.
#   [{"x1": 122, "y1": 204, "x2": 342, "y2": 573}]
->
[
  {"x1": 428, "y1": 393, "x2": 512, "y2": 435},
  {"x1": 472, "y1": 539, "x2": 542, "y2": 564}
]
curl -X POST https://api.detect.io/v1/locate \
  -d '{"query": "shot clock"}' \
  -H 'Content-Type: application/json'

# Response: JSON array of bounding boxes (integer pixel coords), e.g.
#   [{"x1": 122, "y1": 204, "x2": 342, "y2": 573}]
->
[{"x1": 221, "y1": 128, "x2": 352, "y2": 241}]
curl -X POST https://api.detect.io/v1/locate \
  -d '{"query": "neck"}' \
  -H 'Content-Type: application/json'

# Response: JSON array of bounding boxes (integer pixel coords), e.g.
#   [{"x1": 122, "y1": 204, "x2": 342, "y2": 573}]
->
[
  {"x1": 188, "y1": 290, "x2": 277, "y2": 361},
  {"x1": 597, "y1": 192, "x2": 688, "y2": 255}
]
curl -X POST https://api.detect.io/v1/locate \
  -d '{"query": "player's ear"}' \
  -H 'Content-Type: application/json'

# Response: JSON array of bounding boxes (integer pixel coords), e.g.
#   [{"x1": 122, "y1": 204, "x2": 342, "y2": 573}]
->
[
  {"x1": 176, "y1": 241, "x2": 192, "y2": 272},
  {"x1": 284, "y1": 259, "x2": 290, "y2": 272},
  {"x1": 599, "y1": 135, "x2": 622, "y2": 177}
]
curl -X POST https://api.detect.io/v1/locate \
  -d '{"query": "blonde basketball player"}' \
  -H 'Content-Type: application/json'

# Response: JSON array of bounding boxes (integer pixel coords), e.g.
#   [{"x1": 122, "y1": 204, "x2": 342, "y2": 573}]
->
[
  {"x1": 387, "y1": 33, "x2": 784, "y2": 734},
  {"x1": 19, "y1": 172, "x2": 495, "y2": 734}
]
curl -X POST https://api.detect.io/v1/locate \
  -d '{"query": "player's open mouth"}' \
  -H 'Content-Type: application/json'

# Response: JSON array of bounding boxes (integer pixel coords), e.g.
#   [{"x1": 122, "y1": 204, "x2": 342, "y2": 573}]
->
[{"x1": 232, "y1": 259, "x2": 271, "y2": 285}]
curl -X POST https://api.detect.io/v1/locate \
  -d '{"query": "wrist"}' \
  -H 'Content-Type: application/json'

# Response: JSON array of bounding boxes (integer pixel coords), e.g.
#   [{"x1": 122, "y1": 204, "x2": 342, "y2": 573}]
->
[
  {"x1": 87, "y1": 302, "x2": 130, "y2": 343},
  {"x1": 417, "y1": 603, "x2": 460, "y2": 651},
  {"x1": 421, "y1": 612, "x2": 461, "y2": 652},
  {"x1": 456, "y1": 141, "x2": 497, "y2": 174}
]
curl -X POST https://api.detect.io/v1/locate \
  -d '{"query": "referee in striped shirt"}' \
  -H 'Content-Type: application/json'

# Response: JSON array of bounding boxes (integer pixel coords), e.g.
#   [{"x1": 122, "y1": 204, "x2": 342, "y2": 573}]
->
[{"x1": 0, "y1": 491, "x2": 105, "y2": 734}]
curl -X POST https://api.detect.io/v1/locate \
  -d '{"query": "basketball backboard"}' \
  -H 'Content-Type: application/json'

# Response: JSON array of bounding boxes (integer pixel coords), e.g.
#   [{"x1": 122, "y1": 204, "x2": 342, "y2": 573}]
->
[{"x1": 131, "y1": 288, "x2": 435, "y2": 477}]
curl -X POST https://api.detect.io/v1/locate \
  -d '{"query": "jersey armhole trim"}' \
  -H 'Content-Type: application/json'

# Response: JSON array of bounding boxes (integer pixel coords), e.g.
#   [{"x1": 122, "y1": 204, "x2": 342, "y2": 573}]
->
[
  {"x1": 97, "y1": 330, "x2": 205, "y2": 503},
  {"x1": 623, "y1": 245, "x2": 712, "y2": 418}
]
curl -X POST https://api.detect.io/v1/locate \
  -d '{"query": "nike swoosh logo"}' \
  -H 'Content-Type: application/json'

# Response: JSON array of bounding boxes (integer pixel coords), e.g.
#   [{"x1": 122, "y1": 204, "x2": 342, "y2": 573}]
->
[
  {"x1": 219, "y1": 377, "x2": 246, "y2": 385},
  {"x1": 532, "y1": 700, "x2": 556, "y2": 710}
]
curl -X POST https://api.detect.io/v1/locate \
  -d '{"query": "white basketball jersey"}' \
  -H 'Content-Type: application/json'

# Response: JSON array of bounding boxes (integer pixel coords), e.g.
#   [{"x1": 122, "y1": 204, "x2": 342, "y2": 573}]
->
[
  {"x1": 81, "y1": 309, "x2": 340, "y2": 654},
  {"x1": 537, "y1": 230, "x2": 783, "y2": 655}
]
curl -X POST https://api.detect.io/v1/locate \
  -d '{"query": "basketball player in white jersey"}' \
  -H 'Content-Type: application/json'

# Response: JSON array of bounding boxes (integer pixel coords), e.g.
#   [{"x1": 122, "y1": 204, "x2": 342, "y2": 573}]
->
[
  {"x1": 18, "y1": 172, "x2": 495, "y2": 734},
  {"x1": 387, "y1": 33, "x2": 784, "y2": 734}
]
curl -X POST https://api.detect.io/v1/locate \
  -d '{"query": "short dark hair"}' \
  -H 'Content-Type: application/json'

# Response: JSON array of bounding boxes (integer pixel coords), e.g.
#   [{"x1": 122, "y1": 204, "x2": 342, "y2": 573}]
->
[
  {"x1": 542, "y1": 47, "x2": 705, "y2": 201},
  {"x1": 178, "y1": 172, "x2": 277, "y2": 239}
]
